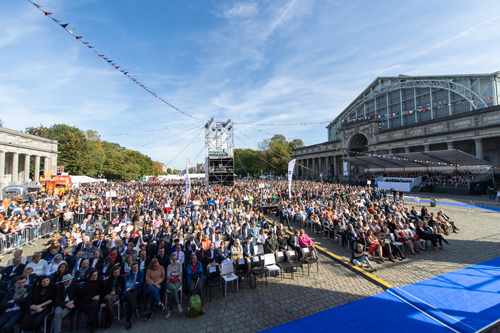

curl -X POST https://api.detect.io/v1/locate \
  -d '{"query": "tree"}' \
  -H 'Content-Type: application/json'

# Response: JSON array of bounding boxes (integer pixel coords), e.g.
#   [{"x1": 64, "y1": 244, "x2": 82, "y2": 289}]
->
[{"x1": 152, "y1": 161, "x2": 164, "y2": 176}]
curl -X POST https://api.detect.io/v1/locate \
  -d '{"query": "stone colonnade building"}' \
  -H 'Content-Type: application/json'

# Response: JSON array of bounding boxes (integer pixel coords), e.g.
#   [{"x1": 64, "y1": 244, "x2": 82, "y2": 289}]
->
[
  {"x1": 0, "y1": 127, "x2": 58, "y2": 191},
  {"x1": 292, "y1": 72, "x2": 500, "y2": 180}
]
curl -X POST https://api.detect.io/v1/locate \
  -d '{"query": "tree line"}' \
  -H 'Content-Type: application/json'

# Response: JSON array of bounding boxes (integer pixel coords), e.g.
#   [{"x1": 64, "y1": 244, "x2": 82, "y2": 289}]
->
[
  {"x1": 26, "y1": 124, "x2": 164, "y2": 180},
  {"x1": 234, "y1": 134, "x2": 303, "y2": 178}
]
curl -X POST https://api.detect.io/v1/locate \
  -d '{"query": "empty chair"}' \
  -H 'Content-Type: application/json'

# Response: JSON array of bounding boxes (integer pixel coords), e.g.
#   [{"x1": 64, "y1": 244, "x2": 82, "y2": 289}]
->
[
  {"x1": 205, "y1": 264, "x2": 224, "y2": 302},
  {"x1": 254, "y1": 244, "x2": 265, "y2": 255},
  {"x1": 220, "y1": 259, "x2": 238, "y2": 296},
  {"x1": 275, "y1": 251, "x2": 291, "y2": 281},
  {"x1": 250, "y1": 255, "x2": 267, "y2": 288},
  {"x1": 285, "y1": 250, "x2": 303, "y2": 279},
  {"x1": 300, "y1": 247, "x2": 319, "y2": 275},
  {"x1": 234, "y1": 258, "x2": 251, "y2": 286},
  {"x1": 263, "y1": 253, "x2": 280, "y2": 282}
]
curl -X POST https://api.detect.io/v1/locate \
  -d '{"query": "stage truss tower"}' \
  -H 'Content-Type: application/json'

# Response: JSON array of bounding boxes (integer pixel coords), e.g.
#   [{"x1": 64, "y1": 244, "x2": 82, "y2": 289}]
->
[{"x1": 204, "y1": 118, "x2": 234, "y2": 186}]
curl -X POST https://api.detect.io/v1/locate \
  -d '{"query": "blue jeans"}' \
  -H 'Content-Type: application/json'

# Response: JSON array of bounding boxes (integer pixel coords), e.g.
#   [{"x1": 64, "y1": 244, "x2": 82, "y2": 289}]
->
[{"x1": 145, "y1": 285, "x2": 161, "y2": 310}]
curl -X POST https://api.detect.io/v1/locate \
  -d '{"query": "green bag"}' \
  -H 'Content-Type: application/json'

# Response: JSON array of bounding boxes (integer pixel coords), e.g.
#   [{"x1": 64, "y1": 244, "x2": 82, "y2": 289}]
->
[{"x1": 187, "y1": 294, "x2": 201, "y2": 317}]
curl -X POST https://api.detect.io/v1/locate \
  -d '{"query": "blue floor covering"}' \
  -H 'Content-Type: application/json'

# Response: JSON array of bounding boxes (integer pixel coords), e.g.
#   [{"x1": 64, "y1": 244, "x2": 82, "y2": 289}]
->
[{"x1": 264, "y1": 257, "x2": 500, "y2": 333}]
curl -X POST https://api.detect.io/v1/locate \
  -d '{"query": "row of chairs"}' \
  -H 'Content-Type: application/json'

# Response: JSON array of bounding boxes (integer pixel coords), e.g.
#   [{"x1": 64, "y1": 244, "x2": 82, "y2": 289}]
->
[{"x1": 203, "y1": 247, "x2": 320, "y2": 302}]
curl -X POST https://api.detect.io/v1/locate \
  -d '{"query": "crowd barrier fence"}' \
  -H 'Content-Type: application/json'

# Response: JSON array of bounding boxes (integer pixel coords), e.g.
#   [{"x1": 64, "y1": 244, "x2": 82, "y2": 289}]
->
[{"x1": 0, "y1": 218, "x2": 60, "y2": 256}]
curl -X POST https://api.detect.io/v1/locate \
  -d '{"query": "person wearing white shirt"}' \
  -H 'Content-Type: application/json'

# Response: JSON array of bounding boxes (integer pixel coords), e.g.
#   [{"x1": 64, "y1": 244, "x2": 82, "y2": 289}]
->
[
  {"x1": 172, "y1": 245, "x2": 185, "y2": 265},
  {"x1": 26, "y1": 252, "x2": 48, "y2": 276}
]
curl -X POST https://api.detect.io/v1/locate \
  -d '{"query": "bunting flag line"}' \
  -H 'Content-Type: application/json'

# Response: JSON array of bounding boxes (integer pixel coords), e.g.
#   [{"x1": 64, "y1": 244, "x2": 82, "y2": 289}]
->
[
  {"x1": 28, "y1": 0, "x2": 202, "y2": 121},
  {"x1": 102, "y1": 120, "x2": 205, "y2": 138}
]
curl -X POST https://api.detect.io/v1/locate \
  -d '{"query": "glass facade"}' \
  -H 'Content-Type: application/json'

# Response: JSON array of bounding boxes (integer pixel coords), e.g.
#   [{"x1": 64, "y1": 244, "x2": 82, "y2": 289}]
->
[{"x1": 328, "y1": 73, "x2": 500, "y2": 141}]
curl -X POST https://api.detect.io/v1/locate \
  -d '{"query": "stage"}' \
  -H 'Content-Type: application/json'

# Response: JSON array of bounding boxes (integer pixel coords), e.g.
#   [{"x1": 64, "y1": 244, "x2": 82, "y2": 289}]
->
[{"x1": 264, "y1": 257, "x2": 500, "y2": 333}]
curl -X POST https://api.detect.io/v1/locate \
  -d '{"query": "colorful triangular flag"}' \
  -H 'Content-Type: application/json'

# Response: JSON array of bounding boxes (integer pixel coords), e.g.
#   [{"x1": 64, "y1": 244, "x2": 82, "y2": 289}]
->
[{"x1": 60, "y1": 23, "x2": 68, "y2": 28}]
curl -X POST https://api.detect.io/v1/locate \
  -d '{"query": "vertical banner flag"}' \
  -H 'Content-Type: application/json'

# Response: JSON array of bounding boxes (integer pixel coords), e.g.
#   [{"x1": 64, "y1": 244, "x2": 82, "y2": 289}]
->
[
  {"x1": 185, "y1": 159, "x2": 191, "y2": 204},
  {"x1": 288, "y1": 159, "x2": 296, "y2": 198}
]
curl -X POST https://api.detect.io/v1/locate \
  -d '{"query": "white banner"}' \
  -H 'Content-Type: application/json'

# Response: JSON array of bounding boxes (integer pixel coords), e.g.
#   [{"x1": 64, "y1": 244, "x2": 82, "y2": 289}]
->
[
  {"x1": 288, "y1": 159, "x2": 296, "y2": 198},
  {"x1": 185, "y1": 159, "x2": 191, "y2": 204}
]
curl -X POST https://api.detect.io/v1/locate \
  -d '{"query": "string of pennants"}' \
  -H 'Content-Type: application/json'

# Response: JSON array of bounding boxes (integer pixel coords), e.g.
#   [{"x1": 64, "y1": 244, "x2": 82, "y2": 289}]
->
[
  {"x1": 342, "y1": 99, "x2": 494, "y2": 124},
  {"x1": 314, "y1": 144, "x2": 493, "y2": 169},
  {"x1": 234, "y1": 121, "x2": 332, "y2": 126},
  {"x1": 28, "y1": 0, "x2": 201, "y2": 121},
  {"x1": 102, "y1": 121, "x2": 204, "y2": 138}
]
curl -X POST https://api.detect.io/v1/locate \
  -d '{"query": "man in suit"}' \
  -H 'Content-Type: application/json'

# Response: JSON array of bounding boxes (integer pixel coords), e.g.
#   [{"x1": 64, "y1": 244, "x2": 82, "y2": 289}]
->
[
  {"x1": 288, "y1": 230, "x2": 301, "y2": 252},
  {"x1": 153, "y1": 247, "x2": 169, "y2": 269},
  {"x1": 0, "y1": 275, "x2": 32, "y2": 333},
  {"x1": 51, "y1": 274, "x2": 79, "y2": 333},
  {"x1": 68, "y1": 251, "x2": 85, "y2": 274},
  {"x1": 124, "y1": 262, "x2": 144, "y2": 330},
  {"x1": 185, "y1": 234, "x2": 201, "y2": 251},
  {"x1": 202, "y1": 242, "x2": 222, "y2": 267},
  {"x1": 89, "y1": 249, "x2": 104, "y2": 270},
  {"x1": 75, "y1": 236, "x2": 89, "y2": 253},
  {"x1": 1, "y1": 257, "x2": 25, "y2": 281},
  {"x1": 242, "y1": 236, "x2": 255, "y2": 271},
  {"x1": 92, "y1": 234, "x2": 108, "y2": 252},
  {"x1": 136, "y1": 250, "x2": 151, "y2": 272}
]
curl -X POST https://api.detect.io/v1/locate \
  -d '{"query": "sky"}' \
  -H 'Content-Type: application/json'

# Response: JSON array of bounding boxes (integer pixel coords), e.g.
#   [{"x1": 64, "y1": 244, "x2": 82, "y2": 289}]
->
[{"x1": 1, "y1": 0, "x2": 500, "y2": 170}]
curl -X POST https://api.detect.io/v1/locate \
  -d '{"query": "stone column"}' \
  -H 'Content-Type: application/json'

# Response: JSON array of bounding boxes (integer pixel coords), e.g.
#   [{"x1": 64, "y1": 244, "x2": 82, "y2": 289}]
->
[
  {"x1": 405, "y1": 147, "x2": 410, "y2": 153},
  {"x1": 44, "y1": 156, "x2": 50, "y2": 173},
  {"x1": 0, "y1": 151, "x2": 5, "y2": 187},
  {"x1": 306, "y1": 159, "x2": 310, "y2": 178},
  {"x1": 333, "y1": 155, "x2": 337, "y2": 177},
  {"x1": 312, "y1": 158, "x2": 316, "y2": 179},
  {"x1": 475, "y1": 139, "x2": 484, "y2": 160},
  {"x1": 388, "y1": 148, "x2": 393, "y2": 154},
  {"x1": 447, "y1": 142, "x2": 454, "y2": 150},
  {"x1": 34, "y1": 155, "x2": 40, "y2": 183},
  {"x1": 12, "y1": 152, "x2": 19, "y2": 183},
  {"x1": 424, "y1": 144, "x2": 430, "y2": 152},
  {"x1": 24, "y1": 154, "x2": 30, "y2": 182}
]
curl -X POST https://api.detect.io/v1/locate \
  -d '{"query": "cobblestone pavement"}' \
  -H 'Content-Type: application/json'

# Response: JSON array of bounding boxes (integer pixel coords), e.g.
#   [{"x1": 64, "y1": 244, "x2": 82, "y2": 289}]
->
[{"x1": 3, "y1": 199, "x2": 499, "y2": 333}]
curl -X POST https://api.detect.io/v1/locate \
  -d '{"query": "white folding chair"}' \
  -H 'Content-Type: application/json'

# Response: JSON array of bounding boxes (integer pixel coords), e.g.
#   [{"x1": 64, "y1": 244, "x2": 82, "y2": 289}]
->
[
  {"x1": 220, "y1": 259, "x2": 238, "y2": 296},
  {"x1": 255, "y1": 244, "x2": 265, "y2": 255},
  {"x1": 263, "y1": 253, "x2": 280, "y2": 282}
]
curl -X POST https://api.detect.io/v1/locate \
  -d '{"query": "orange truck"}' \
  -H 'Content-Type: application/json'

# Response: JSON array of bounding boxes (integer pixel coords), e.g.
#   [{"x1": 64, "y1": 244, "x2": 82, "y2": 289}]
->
[{"x1": 40, "y1": 173, "x2": 72, "y2": 194}]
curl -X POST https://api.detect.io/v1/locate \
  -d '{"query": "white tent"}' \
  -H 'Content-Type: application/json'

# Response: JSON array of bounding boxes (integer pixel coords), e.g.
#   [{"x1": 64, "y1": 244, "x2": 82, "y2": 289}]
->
[{"x1": 71, "y1": 175, "x2": 107, "y2": 187}]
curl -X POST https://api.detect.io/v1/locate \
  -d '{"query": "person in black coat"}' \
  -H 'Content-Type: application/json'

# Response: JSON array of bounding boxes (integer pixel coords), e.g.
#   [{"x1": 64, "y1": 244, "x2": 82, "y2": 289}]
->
[
  {"x1": 0, "y1": 275, "x2": 32, "y2": 333},
  {"x1": 1, "y1": 257, "x2": 25, "y2": 281},
  {"x1": 153, "y1": 247, "x2": 169, "y2": 269},
  {"x1": 20, "y1": 275, "x2": 56, "y2": 332},
  {"x1": 92, "y1": 234, "x2": 108, "y2": 252},
  {"x1": 79, "y1": 269, "x2": 102, "y2": 333},
  {"x1": 202, "y1": 242, "x2": 222, "y2": 267},
  {"x1": 52, "y1": 273, "x2": 79, "y2": 333},
  {"x1": 102, "y1": 266, "x2": 125, "y2": 328}
]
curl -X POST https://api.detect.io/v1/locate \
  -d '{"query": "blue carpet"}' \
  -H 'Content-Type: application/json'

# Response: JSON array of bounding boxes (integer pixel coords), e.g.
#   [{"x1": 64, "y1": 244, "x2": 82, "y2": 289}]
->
[{"x1": 264, "y1": 257, "x2": 500, "y2": 333}]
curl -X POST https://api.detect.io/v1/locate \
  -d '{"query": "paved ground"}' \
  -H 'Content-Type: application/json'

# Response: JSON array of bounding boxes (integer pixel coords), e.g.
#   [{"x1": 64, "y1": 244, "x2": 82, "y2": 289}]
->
[{"x1": 2, "y1": 195, "x2": 499, "y2": 332}]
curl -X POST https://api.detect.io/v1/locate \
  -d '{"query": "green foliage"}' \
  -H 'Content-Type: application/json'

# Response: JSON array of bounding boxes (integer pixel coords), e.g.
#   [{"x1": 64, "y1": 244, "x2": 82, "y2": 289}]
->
[
  {"x1": 26, "y1": 124, "x2": 158, "y2": 181},
  {"x1": 235, "y1": 134, "x2": 303, "y2": 177}
]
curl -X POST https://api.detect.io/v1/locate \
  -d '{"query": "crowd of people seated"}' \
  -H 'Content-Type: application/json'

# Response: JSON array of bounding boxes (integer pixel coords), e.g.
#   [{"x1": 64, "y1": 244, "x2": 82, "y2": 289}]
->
[
  {"x1": 350, "y1": 170, "x2": 482, "y2": 185},
  {"x1": 0, "y1": 178, "x2": 459, "y2": 332}
]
